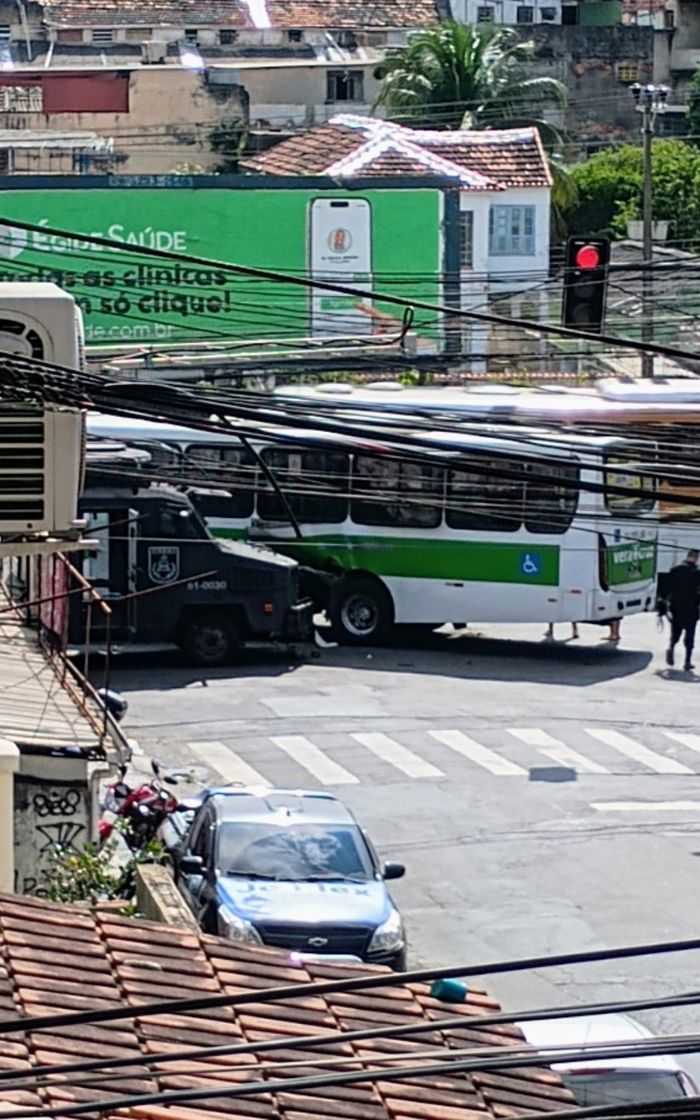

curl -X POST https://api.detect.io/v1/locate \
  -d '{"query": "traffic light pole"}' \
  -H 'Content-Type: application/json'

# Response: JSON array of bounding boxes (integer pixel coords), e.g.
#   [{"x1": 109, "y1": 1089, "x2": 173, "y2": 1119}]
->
[{"x1": 641, "y1": 100, "x2": 654, "y2": 379}]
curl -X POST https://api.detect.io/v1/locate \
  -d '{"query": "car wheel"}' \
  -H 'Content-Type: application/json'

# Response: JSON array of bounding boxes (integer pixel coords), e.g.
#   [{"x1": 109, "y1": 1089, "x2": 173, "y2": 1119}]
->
[
  {"x1": 179, "y1": 615, "x2": 239, "y2": 667},
  {"x1": 329, "y1": 577, "x2": 394, "y2": 645}
]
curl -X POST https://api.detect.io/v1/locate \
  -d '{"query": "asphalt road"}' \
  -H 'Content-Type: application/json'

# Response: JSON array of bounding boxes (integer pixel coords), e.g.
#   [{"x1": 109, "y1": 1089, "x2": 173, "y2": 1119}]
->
[{"x1": 105, "y1": 611, "x2": 700, "y2": 1063}]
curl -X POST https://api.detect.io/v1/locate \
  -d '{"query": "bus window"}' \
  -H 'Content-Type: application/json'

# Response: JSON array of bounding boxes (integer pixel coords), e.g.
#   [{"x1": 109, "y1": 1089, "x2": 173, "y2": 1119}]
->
[
  {"x1": 258, "y1": 448, "x2": 349, "y2": 523},
  {"x1": 184, "y1": 444, "x2": 255, "y2": 518},
  {"x1": 524, "y1": 462, "x2": 579, "y2": 534},
  {"x1": 351, "y1": 457, "x2": 443, "y2": 528},
  {"x1": 446, "y1": 460, "x2": 523, "y2": 532},
  {"x1": 188, "y1": 490, "x2": 239, "y2": 521},
  {"x1": 605, "y1": 455, "x2": 656, "y2": 514},
  {"x1": 132, "y1": 441, "x2": 182, "y2": 472}
]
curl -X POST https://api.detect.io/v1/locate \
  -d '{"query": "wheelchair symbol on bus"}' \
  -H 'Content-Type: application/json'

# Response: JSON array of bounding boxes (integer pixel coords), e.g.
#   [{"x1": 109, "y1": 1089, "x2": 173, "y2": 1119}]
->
[{"x1": 520, "y1": 552, "x2": 542, "y2": 577}]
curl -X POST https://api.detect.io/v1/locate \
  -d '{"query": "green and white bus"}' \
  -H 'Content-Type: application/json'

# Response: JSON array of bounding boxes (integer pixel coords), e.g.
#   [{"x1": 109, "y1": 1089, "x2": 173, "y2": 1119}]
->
[{"x1": 87, "y1": 413, "x2": 658, "y2": 644}]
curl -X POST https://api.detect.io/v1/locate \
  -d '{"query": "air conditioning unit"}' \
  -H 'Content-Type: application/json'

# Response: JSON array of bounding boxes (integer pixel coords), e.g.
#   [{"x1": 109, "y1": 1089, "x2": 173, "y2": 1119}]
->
[
  {"x1": 0, "y1": 406, "x2": 84, "y2": 535},
  {"x1": 143, "y1": 39, "x2": 167, "y2": 63},
  {"x1": 0, "y1": 282, "x2": 85, "y2": 369}
]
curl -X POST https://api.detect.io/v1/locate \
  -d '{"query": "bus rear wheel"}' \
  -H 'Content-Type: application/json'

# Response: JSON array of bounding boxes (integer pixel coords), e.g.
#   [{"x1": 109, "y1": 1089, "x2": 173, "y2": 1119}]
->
[
  {"x1": 179, "y1": 614, "x2": 240, "y2": 667},
  {"x1": 329, "y1": 578, "x2": 393, "y2": 645}
]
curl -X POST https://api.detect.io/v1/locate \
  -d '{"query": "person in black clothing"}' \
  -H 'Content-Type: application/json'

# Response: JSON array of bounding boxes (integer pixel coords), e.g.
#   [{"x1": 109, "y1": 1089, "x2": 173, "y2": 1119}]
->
[{"x1": 663, "y1": 549, "x2": 700, "y2": 671}]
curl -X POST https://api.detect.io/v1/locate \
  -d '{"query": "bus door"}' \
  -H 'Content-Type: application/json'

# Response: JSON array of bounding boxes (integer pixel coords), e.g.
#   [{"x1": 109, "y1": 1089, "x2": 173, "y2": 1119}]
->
[{"x1": 80, "y1": 508, "x2": 138, "y2": 641}]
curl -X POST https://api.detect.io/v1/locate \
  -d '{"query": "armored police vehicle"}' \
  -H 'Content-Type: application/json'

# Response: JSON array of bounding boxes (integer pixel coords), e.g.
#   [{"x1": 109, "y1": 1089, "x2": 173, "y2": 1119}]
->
[{"x1": 71, "y1": 466, "x2": 312, "y2": 665}]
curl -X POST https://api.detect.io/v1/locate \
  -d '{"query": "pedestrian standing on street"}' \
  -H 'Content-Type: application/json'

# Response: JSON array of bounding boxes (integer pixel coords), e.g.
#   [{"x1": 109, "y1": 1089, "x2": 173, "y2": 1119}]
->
[
  {"x1": 545, "y1": 623, "x2": 579, "y2": 641},
  {"x1": 662, "y1": 549, "x2": 700, "y2": 671}
]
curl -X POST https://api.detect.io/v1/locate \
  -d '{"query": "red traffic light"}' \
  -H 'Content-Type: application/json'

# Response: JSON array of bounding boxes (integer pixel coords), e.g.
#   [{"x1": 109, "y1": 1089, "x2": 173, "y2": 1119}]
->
[{"x1": 575, "y1": 244, "x2": 601, "y2": 270}]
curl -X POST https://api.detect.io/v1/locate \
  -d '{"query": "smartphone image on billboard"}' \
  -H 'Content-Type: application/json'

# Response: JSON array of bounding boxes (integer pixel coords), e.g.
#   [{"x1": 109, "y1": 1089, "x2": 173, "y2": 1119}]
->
[{"x1": 308, "y1": 197, "x2": 372, "y2": 337}]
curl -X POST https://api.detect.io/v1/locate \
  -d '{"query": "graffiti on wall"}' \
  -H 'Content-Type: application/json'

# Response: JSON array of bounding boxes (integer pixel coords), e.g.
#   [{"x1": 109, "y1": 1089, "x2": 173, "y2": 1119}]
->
[
  {"x1": 32, "y1": 788, "x2": 84, "y2": 851},
  {"x1": 14, "y1": 773, "x2": 89, "y2": 896}
]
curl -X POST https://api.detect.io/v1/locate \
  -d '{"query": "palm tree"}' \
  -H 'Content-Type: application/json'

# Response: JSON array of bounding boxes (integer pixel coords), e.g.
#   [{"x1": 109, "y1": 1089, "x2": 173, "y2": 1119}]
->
[
  {"x1": 374, "y1": 23, "x2": 575, "y2": 231},
  {"x1": 374, "y1": 23, "x2": 566, "y2": 144},
  {"x1": 549, "y1": 153, "x2": 579, "y2": 238}
]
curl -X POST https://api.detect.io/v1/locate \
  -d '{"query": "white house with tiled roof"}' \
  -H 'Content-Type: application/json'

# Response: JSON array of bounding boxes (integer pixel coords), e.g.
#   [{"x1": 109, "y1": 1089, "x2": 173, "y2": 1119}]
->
[
  {"x1": 243, "y1": 114, "x2": 553, "y2": 369},
  {"x1": 243, "y1": 115, "x2": 552, "y2": 287}
]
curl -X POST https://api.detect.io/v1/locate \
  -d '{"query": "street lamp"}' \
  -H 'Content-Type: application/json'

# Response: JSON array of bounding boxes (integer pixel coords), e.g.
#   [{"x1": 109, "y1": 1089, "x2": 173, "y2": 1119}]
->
[{"x1": 630, "y1": 82, "x2": 670, "y2": 378}]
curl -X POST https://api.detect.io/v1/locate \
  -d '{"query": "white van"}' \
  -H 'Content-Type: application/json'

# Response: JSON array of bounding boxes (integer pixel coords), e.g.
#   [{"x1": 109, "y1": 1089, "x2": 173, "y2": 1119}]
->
[{"x1": 518, "y1": 1013, "x2": 698, "y2": 1107}]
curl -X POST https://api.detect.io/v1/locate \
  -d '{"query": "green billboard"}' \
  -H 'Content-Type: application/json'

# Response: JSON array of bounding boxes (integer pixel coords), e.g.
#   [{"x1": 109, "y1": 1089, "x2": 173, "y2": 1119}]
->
[{"x1": 0, "y1": 186, "x2": 444, "y2": 348}]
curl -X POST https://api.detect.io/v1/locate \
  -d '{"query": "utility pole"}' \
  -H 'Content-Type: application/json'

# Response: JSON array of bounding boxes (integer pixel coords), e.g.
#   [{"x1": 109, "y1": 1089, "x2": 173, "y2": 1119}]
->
[{"x1": 630, "y1": 82, "x2": 669, "y2": 378}]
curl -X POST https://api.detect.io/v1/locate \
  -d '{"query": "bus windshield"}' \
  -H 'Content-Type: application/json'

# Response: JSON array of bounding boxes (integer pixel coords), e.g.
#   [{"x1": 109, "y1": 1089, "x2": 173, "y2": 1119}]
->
[{"x1": 604, "y1": 455, "x2": 656, "y2": 513}]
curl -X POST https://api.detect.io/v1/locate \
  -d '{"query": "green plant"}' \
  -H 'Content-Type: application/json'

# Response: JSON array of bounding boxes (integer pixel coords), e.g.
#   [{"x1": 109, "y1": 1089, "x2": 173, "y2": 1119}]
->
[
  {"x1": 397, "y1": 369, "x2": 434, "y2": 385},
  {"x1": 565, "y1": 140, "x2": 700, "y2": 247},
  {"x1": 42, "y1": 835, "x2": 166, "y2": 905},
  {"x1": 209, "y1": 118, "x2": 248, "y2": 173},
  {"x1": 687, "y1": 68, "x2": 700, "y2": 146},
  {"x1": 170, "y1": 162, "x2": 206, "y2": 175},
  {"x1": 374, "y1": 23, "x2": 566, "y2": 143},
  {"x1": 43, "y1": 839, "x2": 127, "y2": 904},
  {"x1": 549, "y1": 155, "x2": 579, "y2": 240},
  {"x1": 374, "y1": 23, "x2": 568, "y2": 236}
]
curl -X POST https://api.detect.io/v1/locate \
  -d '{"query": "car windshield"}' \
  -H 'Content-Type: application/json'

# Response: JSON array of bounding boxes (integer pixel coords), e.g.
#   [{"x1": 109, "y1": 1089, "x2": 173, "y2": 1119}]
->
[
  {"x1": 216, "y1": 820, "x2": 375, "y2": 882},
  {"x1": 562, "y1": 1071, "x2": 686, "y2": 1107}
]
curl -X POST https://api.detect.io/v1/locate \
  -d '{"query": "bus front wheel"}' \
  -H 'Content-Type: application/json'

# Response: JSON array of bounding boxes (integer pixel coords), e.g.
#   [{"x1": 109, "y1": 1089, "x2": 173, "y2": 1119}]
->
[{"x1": 329, "y1": 578, "x2": 394, "y2": 645}]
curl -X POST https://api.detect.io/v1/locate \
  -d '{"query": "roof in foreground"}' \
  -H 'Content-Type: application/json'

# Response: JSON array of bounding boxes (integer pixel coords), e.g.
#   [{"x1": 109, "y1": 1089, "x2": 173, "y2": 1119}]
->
[
  {"x1": 38, "y1": 0, "x2": 441, "y2": 30},
  {"x1": 0, "y1": 892, "x2": 576, "y2": 1120},
  {"x1": 240, "y1": 115, "x2": 552, "y2": 189}
]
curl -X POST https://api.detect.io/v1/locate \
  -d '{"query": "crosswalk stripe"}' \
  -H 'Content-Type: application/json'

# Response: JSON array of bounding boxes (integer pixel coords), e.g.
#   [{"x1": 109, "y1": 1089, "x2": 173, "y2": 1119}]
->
[
  {"x1": 585, "y1": 729, "x2": 693, "y2": 775},
  {"x1": 187, "y1": 740, "x2": 269, "y2": 786},
  {"x1": 351, "y1": 732, "x2": 444, "y2": 779},
  {"x1": 429, "y1": 730, "x2": 526, "y2": 776},
  {"x1": 592, "y1": 801, "x2": 700, "y2": 812},
  {"x1": 663, "y1": 731, "x2": 700, "y2": 759},
  {"x1": 271, "y1": 735, "x2": 358, "y2": 785},
  {"x1": 508, "y1": 728, "x2": 609, "y2": 774},
  {"x1": 186, "y1": 727, "x2": 696, "y2": 789}
]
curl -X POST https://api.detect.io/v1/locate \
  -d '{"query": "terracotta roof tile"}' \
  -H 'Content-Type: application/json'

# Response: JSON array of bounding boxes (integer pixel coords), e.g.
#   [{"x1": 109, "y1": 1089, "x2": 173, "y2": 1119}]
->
[
  {"x1": 382, "y1": 1103, "x2": 485, "y2": 1120},
  {"x1": 0, "y1": 1040, "x2": 31, "y2": 1059},
  {"x1": 122, "y1": 978, "x2": 222, "y2": 1000},
  {"x1": 38, "y1": 0, "x2": 439, "y2": 30},
  {"x1": 0, "y1": 893, "x2": 576, "y2": 1120},
  {"x1": 241, "y1": 115, "x2": 551, "y2": 190},
  {"x1": 244, "y1": 124, "x2": 361, "y2": 177}
]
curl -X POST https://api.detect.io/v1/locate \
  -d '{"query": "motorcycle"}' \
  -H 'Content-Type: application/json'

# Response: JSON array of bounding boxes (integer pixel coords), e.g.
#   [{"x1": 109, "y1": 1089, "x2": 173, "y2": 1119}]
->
[{"x1": 99, "y1": 759, "x2": 180, "y2": 852}]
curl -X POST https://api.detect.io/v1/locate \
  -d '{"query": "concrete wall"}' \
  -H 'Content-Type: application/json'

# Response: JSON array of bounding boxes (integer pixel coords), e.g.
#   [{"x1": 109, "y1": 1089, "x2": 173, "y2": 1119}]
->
[
  {"x1": 13, "y1": 752, "x2": 108, "y2": 895},
  {"x1": 451, "y1": 0, "x2": 563, "y2": 26},
  {"x1": 221, "y1": 62, "x2": 381, "y2": 129},
  {"x1": 672, "y1": 0, "x2": 700, "y2": 53},
  {"x1": 459, "y1": 187, "x2": 551, "y2": 288},
  {"x1": 0, "y1": 740, "x2": 18, "y2": 893},
  {"x1": 0, "y1": 0, "x2": 42, "y2": 48},
  {"x1": 136, "y1": 863, "x2": 199, "y2": 930},
  {"x1": 514, "y1": 24, "x2": 655, "y2": 145},
  {"x1": 457, "y1": 186, "x2": 550, "y2": 370},
  {"x1": 488, "y1": 185, "x2": 550, "y2": 288},
  {"x1": 0, "y1": 67, "x2": 246, "y2": 173}
]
